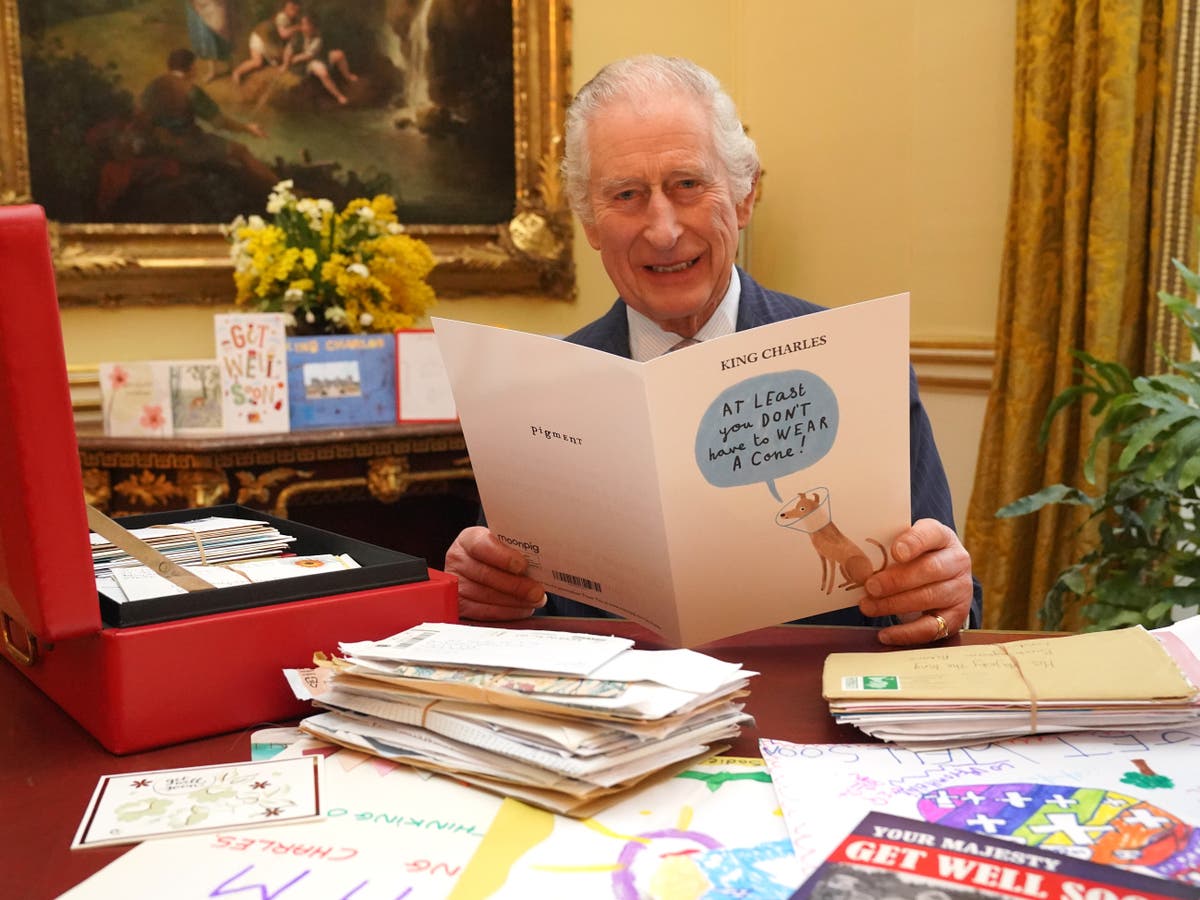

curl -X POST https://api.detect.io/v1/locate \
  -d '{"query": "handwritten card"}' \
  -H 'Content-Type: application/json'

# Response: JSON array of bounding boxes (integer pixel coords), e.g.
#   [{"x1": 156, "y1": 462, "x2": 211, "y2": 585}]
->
[
  {"x1": 760, "y1": 729, "x2": 1200, "y2": 885},
  {"x1": 71, "y1": 756, "x2": 323, "y2": 849},
  {"x1": 286, "y1": 333, "x2": 397, "y2": 429},
  {"x1": 214, "y1": 313, "x2": 289, "y2": 433}
]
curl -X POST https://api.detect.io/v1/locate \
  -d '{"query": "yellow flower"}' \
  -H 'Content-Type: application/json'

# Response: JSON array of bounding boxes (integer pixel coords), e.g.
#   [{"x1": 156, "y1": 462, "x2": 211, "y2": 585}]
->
[{"x1": 226, "y1": 181, "x2": 437, "y2": 334}]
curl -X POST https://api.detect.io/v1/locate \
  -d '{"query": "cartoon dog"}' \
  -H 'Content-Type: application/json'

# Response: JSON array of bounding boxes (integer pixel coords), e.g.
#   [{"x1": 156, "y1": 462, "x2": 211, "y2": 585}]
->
[{"x1": 776, "y1": 490, "x2": 887, "y2": 594}]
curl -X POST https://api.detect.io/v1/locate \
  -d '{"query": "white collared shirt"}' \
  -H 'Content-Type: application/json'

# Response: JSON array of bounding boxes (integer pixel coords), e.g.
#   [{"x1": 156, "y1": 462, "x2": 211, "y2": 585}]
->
[{"x1": 626, "y1": 268, "x2": 741, "y2": 362}]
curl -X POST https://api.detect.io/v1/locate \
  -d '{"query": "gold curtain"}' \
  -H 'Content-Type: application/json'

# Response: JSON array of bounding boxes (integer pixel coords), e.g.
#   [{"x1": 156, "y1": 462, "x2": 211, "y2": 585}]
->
[{"x1": 965, "y1": 0, "x2": 1200, "y2": 631}]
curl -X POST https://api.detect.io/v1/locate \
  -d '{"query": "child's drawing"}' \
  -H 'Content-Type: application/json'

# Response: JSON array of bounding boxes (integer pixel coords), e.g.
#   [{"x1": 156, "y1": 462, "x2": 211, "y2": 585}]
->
[
  {"x1": 915, "y1": 782, "x2": 1199, "y2": 883},
  {"x1": 761, "y1": 731, "x2": 1200, "y2": 888},
  {"x1": 775, "y1": 487, "x2": 888, "y2": 593},
  {"x1": 458, "y1": 757, "x2": 805, "y2": 898}
]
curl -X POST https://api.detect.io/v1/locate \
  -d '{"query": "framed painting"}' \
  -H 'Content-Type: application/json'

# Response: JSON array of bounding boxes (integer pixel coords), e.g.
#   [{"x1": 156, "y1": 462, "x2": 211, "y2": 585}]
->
[{"x1": 0, "y1": 0, "x2": 574, "y2": 304}]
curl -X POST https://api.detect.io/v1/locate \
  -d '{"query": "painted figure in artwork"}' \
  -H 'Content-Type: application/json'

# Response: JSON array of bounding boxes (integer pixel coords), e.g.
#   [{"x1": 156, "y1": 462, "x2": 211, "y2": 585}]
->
[
  {"x1": 140, "y1": 48, "x2": 278, "y2": 194},
  {"x1": 287, "y1": 13, "x2": 359, "y2": 106},
  {"x1": 232, "y1": 0, "x2": 303, "y2": 86},
  {"x1": 185, "y1": 0, "x2": 232, "y2": 82}
]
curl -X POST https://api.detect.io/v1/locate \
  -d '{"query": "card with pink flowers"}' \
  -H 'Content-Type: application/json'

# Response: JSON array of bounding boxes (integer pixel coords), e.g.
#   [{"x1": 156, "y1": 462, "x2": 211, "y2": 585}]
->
[{"x1": 99, "y1": 361, "x2": 174, "y2": 438}]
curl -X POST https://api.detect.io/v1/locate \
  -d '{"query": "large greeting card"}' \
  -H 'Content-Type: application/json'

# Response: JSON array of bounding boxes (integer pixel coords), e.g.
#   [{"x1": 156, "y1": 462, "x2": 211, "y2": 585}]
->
[
  {"x1": 286, "y1": 333, "x2": 397, "y2": 430},
  {"x1": 214, "y1": 313, "x2": 289, "y2": 434},
  {"x1": 433, "y1": 293, "x2": 911, "y2": 647}
]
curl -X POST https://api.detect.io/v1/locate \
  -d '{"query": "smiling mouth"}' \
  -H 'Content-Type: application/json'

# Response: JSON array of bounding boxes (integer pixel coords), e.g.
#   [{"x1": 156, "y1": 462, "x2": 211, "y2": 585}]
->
[{"x1": 647, "y1": 257, "x2": 699, "y2": 274}]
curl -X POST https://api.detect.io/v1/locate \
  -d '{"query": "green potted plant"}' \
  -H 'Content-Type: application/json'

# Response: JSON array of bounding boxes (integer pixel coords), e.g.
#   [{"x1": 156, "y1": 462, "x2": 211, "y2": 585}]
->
[{"x1": 997, "y1": 259, "x2": 1200, "y2": 631}]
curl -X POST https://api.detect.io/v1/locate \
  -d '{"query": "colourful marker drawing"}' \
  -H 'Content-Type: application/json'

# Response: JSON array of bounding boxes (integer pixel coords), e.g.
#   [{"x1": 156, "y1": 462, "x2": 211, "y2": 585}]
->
[
  {"x1": 675, "y1": 769, "x2": 774, "y2": 792},
  {"x1": 916, "y1": 782, "x2": 1200, "y2": 883},
  {"x1": 1123, "y1": 758, "x2": 1176, "y2": 790},
  {"x1": 456, "y1": 758, "x2": 801, "y2": 898},
  {"x1": 761, "y1": 731, "x2": 1200, "y2": 889}
]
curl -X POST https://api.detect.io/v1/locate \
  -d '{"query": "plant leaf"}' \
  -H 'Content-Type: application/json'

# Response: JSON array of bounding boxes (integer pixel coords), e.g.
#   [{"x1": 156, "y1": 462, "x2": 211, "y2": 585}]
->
[{"x1": 996, "y1": 485, "x2": 1095, "y2": 517}]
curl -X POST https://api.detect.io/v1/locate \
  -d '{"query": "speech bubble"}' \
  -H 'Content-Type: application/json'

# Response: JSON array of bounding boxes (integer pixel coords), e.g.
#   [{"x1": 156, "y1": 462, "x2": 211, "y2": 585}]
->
[{"x1": 694, "y1": 370, "x2": 839, "y2": 501}]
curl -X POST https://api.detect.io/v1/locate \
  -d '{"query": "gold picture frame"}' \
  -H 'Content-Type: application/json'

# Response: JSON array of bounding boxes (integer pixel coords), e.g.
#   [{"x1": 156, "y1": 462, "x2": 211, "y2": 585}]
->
[{"x1": 0, "y1": 0, "x2": 574, "y2": 306}]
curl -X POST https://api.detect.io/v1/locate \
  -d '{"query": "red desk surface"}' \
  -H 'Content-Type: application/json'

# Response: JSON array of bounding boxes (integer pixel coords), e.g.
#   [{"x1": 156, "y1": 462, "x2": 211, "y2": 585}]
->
[{"x1": 1, "y1": 621, "x2": 1028, "y2": 899}]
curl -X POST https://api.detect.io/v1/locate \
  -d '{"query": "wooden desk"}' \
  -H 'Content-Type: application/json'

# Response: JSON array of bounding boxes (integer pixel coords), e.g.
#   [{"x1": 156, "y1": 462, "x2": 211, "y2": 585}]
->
[
  {"x1": 74, "y1": 423, "x2": 479, "y2": 568},
  {"x1": 0, "y1": 622, "x2": 1026, "y2": 899}
]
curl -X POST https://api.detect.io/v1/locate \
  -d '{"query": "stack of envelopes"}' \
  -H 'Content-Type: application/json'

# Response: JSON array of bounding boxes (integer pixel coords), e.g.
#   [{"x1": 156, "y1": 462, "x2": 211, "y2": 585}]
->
[
  {"x1": 286, "y1": 622, "x2": 755, "y2": 816},
  {"x1": 91, "y1": 515, "x2": 296, "y2": 575},
  {"x1": 821, "y1": 620, "x2": 1200, "y2": 749}
]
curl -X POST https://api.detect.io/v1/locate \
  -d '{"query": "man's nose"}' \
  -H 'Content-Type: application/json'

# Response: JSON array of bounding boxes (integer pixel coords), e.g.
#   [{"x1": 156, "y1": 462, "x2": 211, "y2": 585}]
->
[{"x1": 642, "y1": 192, "x2": 682, "y2": 248}]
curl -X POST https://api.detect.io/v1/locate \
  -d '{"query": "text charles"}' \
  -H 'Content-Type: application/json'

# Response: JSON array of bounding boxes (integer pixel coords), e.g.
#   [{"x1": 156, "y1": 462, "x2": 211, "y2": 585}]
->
[{"x1": 720, "y1": 334, "x2": 828, "y2": 372}]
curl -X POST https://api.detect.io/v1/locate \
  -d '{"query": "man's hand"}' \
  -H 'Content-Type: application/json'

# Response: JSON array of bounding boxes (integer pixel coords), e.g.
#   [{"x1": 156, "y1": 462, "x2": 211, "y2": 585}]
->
[
  {"x1": 444, "y1": 526, "x2": 547, "y2": 621},
  {"x1": 859, "y1": 518, "x2": 974, "y2": 646}
]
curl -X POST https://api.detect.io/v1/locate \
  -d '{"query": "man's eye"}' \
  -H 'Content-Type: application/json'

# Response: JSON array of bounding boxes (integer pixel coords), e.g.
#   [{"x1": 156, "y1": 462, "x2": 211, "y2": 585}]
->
[
  {"x1": 677, "y1": 179, "x2": 700, "y2": 190},
  {"x1": 614, "y1": 189, "x2": 638, "y2": 201}
]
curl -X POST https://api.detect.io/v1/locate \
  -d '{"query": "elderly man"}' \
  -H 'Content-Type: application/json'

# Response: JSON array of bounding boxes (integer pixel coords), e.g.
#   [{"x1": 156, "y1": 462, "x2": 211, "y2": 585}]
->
[{"x1": 445, "y1": 55, "x2": 980, "y2": 646}]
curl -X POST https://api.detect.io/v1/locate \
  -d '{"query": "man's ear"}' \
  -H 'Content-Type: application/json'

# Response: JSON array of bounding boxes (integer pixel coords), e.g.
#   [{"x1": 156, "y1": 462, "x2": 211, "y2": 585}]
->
[
  {"x1": 582, "y1": 220, "x2": 603, "y2": 250},
  {"x1": 735, "y1": 171, "x2": 759, "y2": 229}
]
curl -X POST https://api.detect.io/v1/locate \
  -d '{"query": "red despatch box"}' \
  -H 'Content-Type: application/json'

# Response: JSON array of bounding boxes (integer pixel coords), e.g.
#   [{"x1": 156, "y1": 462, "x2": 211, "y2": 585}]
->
[{"x1": 0, "y1": 204, "x2": 458, "y2": 754}]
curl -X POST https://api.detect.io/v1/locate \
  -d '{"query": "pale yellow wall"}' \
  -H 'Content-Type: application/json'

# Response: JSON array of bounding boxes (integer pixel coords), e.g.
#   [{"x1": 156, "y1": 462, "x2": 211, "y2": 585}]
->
[
  {"x1": 741, "y1": 1, "x2": 1013, "y2": 340},
  {"x1": 60, "y1": 0, "x2": 1013, "y2": 360}
]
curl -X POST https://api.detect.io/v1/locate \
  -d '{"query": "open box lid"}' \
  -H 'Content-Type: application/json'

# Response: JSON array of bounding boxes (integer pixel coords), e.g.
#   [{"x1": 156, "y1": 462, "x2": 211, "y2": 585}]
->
[{"x1": 0, "y1": 205, "x2": 101, "y2": 641}]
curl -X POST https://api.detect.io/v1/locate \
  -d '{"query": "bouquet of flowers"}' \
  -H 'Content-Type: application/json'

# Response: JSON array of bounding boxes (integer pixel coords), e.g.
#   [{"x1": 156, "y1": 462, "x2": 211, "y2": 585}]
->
[{"x1": 227, "y1": 181, "x2": 436, "y2": 334}]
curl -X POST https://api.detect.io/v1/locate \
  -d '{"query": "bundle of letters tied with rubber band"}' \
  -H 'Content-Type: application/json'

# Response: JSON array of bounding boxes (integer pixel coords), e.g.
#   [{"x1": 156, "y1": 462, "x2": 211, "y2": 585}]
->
[
  {"x1": 284, "y1": 622, "x2": 755, "y2": 817},
  {"x1": 821, "y1": 618, "x2": 1200, "y2": 750}
]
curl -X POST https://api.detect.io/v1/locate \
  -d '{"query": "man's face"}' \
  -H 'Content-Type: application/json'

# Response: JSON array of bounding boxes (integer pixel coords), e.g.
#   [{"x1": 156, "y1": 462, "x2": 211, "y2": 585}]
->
[{"x1": 581, "y1": 90, "x2": 754, "y2": 337}]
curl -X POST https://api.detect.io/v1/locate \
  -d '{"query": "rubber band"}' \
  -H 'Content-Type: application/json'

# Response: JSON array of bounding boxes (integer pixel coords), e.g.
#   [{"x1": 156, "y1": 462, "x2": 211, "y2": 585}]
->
[
  {"x1": 998, "y1": 644, "x2": 1039, "y2": 733},
  {"x1": 148, "y1": 524, "x2": 210, "y2": 564}
]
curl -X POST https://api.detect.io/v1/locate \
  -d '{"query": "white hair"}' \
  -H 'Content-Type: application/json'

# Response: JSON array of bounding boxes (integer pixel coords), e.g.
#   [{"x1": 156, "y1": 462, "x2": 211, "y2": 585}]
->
[{"x1": 562, "y1": 55, "x2": 760, "y2": 224}]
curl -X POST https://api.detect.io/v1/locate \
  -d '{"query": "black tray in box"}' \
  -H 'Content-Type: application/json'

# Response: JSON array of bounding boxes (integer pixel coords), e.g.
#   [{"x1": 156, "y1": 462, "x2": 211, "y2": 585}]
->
[{"x1": 99, "y1": 504, "x2": 428, "y2": 627}]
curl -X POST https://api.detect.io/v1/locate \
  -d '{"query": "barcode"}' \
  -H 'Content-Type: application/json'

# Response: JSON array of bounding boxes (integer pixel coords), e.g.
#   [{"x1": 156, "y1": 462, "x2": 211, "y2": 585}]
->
[
  {"x1": 385, "y1": 627, "x2": 439, "y2": 648},
  {"x1": 552, "y1": 570, "x2": 602, "y2": 593}
]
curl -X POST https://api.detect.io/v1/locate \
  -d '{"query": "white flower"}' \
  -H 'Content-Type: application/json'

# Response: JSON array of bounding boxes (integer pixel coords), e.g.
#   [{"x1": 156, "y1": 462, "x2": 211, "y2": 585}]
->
[
  {"x1": 346, "y1": 263, "x2": 370, "y2": 278},
  {"x1": 386, "y1": 222, "x2": 405, "y2": 234},
  {"x1": 325, "y1": 306, "x2": 348, "y2": 324},
  {"x1": 282, "y1": 312, "x2": 297, "y2": 328},
  {"x1": 305, "y1": 310, "x2": 316, "y2": 324},
  {"x1": 296, "y1": 197, "x2": 327, "y2": 230},
  {"x1": 283, "y1": 287, "x2": 305, "y2": 305},
  {"x1": 359, "y1": 312, "x2": 374, "y2": 327},
  {"x1": 266, "y1": 180, "x2": 295, "y2": 214},
  {"x1": 317, "y1": 198, "x2": 334, "y2": 214},
  {"x1": 247, "y1": 215, "x2": 265, "y2": 229}
]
